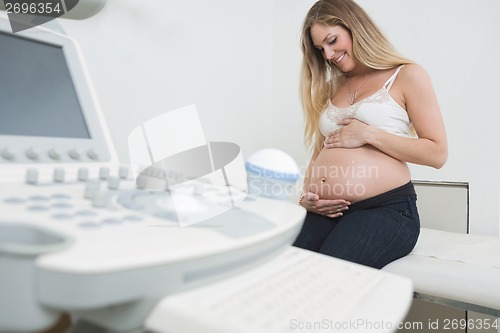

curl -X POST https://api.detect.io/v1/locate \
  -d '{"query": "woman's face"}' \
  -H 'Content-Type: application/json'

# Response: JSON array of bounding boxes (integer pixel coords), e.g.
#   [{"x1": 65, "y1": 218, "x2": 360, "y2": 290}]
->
[{"x1": 310, "y1": 23, "x2": 355, "y2": 73}]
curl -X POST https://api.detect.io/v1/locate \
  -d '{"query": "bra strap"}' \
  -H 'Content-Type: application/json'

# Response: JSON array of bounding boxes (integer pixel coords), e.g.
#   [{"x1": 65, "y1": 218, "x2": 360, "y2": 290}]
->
[{"x1": 384, "y1": 65, "x2": 405, "y2": 91}]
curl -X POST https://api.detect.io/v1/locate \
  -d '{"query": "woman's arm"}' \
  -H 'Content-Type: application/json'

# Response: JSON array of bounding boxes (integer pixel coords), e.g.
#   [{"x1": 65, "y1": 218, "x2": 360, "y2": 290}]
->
[{"x1": 326, "y1": 64, "x2": 448, "y2": 169}]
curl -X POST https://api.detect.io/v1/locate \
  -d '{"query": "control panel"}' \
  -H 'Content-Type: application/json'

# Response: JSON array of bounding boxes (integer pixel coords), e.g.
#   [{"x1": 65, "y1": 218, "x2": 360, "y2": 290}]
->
[{"x1": 0, "y1": 164, "x2": 305, "y2": 332}]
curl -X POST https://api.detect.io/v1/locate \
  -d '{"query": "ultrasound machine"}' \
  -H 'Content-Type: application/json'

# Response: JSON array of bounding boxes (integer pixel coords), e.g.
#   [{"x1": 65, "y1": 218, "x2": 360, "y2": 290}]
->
[{"x1": 0, "y1": 12, "x2": 413, "y2": 333}]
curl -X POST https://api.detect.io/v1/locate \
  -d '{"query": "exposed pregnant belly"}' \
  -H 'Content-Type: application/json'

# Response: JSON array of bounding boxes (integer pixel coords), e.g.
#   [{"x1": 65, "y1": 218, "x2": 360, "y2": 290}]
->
[{"x1": 310, "y1": 146, "x2": 410, "y2": 202}]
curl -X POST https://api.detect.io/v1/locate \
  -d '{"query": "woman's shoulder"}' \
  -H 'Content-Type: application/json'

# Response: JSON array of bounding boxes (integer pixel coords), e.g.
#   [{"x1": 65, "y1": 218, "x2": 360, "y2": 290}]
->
[
  {"x1": 398, "y1": 63, "x2": 431, "y2": 85},
  {"x1": 398, "y1": 63, "x2": 436, "y2": 104}
]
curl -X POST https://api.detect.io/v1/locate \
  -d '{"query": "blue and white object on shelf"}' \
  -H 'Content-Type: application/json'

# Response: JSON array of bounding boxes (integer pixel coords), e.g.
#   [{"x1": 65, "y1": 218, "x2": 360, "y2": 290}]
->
[{"x1": 245, "y1": 149, "x2": 300, "y2": 200}]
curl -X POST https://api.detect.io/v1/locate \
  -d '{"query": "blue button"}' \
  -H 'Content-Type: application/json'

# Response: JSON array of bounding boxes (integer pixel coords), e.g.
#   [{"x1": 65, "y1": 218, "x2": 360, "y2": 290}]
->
[
  {"x1": 4, "y1": 197, "x2": 25, "y2": 204},
  {"x1": 28, "y1": 195, "x2": 49, "y2": 201},
  {"x1": 79, "y1": 222, "x2": 101, "y2": 228},
  {"x1": 52, "y1": 213, "x2": 73, "y2": 220},
  {"x1": 75, "y1": 210, "x2": 98, "y2": 217},
  {"x1": 153, "y1": 211, "x2": 177, "y2": 220},
  {"x1": 123, "y1": 215, "x2": 143, "y2": 222},
  {"x1": 102, "y1": 218, "x2": 122, "y2": 225},
  {"x1": 27, "y1": 205, "x2": 48, "y2": 211},
  {"x1": 52, "y1": 203, "x2": 73, "y2": 209},
  {"x1": 51, "y1": 193, "x2": 71, "y2": 200}
]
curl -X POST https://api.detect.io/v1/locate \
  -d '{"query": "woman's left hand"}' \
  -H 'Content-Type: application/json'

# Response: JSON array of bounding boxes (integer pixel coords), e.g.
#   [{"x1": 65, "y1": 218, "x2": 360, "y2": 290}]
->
[{"x1": 324, "y1": 118, "x2": 370, "y2": 149}]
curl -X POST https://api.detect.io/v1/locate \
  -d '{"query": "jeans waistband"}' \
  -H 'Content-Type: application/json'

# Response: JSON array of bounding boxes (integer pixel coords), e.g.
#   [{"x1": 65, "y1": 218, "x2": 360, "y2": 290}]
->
[{"x1": 347, "y1": 181, "x2": 416, "y2": 213}]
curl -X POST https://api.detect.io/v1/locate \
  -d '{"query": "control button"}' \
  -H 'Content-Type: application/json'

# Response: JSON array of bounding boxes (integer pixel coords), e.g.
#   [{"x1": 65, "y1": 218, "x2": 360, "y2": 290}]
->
[
  {"x1": 51, "y1": 193, "x2": 71, "y2": 200},
  {"x1": 75, "y1": 210, "x2": 97, "y2": 217},
  {"x1": 1, "y1": 148, "x2": 15, "y2": 160},
  {"x1": 25, "y1": 148, "x2": 39, "y2": 160},
  {"x1": 52, "y1": 202, "x2": 73, "y2": 209},
  {"x1": 78, "y1": 168, "x2": 89, "y2": 182},
  {"x1": 52, "y1": 213, "x2": 74, "y2": 220},
  {"x1": 28, "y1": 195, "x2": 49, "y2": 201},
  {"x1": 123, "y1": 215, "x2": 143, "y2": 222},
  {"x1": 99, "y1": 167, "x2": 110, "y2": 180},
  {"x1": 102, "y1": 218, "x2": 122, "y2": 225},
  {"x1": 87, "y1": 148, "x2": 100, "y2": 160},
  {"x1": 118, "y1": 166, "x2": 129, "y2": 179},
  {"x1": 92, "y1": 192, "x2": 108, "y2": 208},
  {"x1": 84, "y1": 181, "x2": 100, "y2": 199},
  {"x1": 27, "y1": 205, "x2": 49, "y2": 212},
  {"x1": 53, "y1": 168, "x2": 65, "y2": 183},
  {"x1": 117, "y1": 193, "x2": 144, "y2": 210},
  {"x1": 3, "y1": 197, "x2": 25, "y2": 204},
  {"x1": 79, "y1": 222, "x2": 100, "y2": 229},
  {"x1": 26, "y1": 169, "x2": 39, "y2": 185},
  {"x1": 153, "y1": 211, "x2": 177, "y2": 220},
  {"x1": 68, "y1": 148, "x2": 81, "y2": 160},
  {"x1": 48, "y1": 148, "x2": 61, "y2": 160},
  {"x1": 108, "y1": 176, "x2": 120, "y2": 190}
]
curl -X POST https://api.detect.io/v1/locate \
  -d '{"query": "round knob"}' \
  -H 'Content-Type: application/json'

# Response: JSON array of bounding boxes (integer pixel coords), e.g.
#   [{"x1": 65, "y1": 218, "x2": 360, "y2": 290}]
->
[
  {"x1": 48, "y1": 148, "x2": 61, "y2": 160},
  {"x1": 25, "y1": 148, "x2": 39, "y2": 160},
  {"x1": 87, "y1": 148, "x2": 99, "y2": 160},
  {"x1": 1, "y1": 148, "x2": 15, "y2": 160},
  {"x1": 68, "y1": 148, "x2": 81, "y2": 160}
]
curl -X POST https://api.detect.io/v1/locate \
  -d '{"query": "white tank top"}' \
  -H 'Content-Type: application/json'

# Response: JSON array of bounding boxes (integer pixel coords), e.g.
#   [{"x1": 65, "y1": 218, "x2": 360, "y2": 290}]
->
[{"x1": 319, "y1": 65, "x2": 411, "y2": 138}]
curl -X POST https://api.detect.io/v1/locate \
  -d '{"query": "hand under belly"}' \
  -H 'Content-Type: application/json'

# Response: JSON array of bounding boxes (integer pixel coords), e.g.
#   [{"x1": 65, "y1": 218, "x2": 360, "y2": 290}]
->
[{"x1": 309, "y1": 146, "x2": 410, "y2": 202}]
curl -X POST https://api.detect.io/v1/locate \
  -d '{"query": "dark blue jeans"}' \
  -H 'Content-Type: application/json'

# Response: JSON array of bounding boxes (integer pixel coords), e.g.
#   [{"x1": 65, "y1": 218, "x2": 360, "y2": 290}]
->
[{"x1": 293, "y1": 193, "x2": 420, "y2": 269}]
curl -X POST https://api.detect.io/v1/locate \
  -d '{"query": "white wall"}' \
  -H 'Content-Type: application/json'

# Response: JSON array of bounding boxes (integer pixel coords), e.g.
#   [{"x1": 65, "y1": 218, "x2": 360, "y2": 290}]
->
[
  {"x1": 60, "y1": 0, "x2": 274, "y2": 165},
  {"x1": 272, "y1": 0, "x2": 312, "y2": 167},
  {"x1": 273, "y1": 0, "x2": 500, "y2": 237}
]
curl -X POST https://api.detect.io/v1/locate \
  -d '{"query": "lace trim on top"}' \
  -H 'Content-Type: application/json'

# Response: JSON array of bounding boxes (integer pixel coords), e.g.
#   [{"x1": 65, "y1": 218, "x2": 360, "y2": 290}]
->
[
  {"x1": 319, "y1": 65, "x2": 411, "y2": 138},
  {"x1": 325, "y1": 87, "x2": 391, "y2": 122}
]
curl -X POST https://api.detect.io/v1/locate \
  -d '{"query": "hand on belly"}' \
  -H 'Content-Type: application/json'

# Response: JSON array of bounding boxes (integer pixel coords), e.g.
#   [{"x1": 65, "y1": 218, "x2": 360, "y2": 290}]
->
[{"x1": 300, "y1": 192, "x2": 350, "y2": 218}]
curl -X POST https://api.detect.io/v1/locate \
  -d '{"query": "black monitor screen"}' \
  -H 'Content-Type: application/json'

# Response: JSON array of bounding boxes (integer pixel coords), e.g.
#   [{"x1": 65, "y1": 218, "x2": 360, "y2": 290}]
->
[{"x1": 0, "y1": 31, "x2": 91, "y2": 139}]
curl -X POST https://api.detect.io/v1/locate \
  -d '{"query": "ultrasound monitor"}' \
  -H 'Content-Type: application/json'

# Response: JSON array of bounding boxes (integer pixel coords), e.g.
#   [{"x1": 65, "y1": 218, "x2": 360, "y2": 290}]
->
[{"x1": 0, "y1": 15, "x2": 117, "y2": 172}]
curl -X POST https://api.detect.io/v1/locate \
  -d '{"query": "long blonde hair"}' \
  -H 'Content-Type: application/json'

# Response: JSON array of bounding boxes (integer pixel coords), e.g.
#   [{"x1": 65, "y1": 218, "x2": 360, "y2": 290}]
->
[{"x1": 300, "y1": 0, "x2": 412, "y2": 152}]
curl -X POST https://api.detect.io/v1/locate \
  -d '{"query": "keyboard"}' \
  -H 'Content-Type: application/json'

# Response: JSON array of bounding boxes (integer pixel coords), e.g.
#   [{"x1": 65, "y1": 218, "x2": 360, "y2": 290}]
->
[{"x1": 146, "y1": 247, "x2": 394, "y2": 333}]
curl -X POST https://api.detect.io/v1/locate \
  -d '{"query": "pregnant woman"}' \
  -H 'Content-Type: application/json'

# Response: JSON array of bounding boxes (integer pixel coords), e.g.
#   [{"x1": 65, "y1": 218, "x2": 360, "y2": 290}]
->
[{"x1": 293, "y1": 0, "x2": 447, "y2": 268}]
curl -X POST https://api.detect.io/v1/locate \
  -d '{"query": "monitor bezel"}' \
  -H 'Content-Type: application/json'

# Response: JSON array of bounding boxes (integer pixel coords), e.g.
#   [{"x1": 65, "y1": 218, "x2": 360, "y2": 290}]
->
[{"x1": 0, "y1": 15, "x2": 117, "y2": 166}]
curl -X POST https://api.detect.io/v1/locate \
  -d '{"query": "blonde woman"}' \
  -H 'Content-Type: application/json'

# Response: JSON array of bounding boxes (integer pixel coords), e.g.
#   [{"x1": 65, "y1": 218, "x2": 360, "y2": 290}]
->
[{"x1": 293, "y1": 0, "x2": 447, "y2": 268}]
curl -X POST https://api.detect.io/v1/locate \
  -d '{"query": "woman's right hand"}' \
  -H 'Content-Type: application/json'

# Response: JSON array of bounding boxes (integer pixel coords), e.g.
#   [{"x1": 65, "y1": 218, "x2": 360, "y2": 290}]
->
[{"x1": 299, "y1": 192, "x2": 350, "y2": 218}]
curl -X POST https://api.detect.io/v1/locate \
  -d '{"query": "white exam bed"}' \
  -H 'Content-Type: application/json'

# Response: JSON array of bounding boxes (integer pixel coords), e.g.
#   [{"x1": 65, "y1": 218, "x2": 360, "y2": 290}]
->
[{"x1": 383, "y1": 228, "x2": 500, "y2": 317}]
